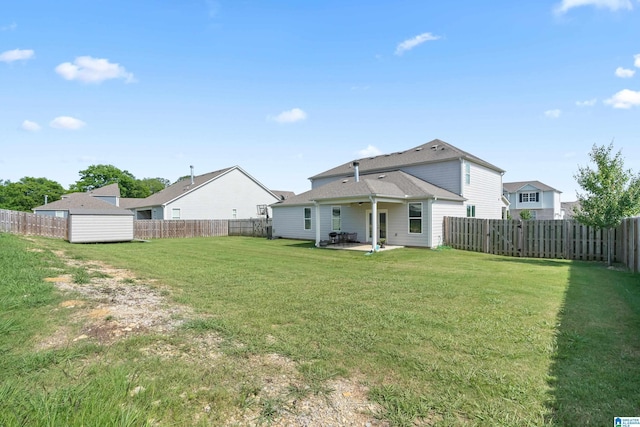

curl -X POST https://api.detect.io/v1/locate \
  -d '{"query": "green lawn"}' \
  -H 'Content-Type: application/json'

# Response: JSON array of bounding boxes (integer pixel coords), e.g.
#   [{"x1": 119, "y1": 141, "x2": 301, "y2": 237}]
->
[{"x1": 1, "y1": 233, "x2": 639, "y2": 426}]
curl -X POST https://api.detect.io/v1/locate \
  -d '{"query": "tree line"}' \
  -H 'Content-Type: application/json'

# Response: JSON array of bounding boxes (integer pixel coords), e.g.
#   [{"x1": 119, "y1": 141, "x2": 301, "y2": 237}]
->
[{"x1": 0, "y1": 164, "x2": 172, "y2": 212}]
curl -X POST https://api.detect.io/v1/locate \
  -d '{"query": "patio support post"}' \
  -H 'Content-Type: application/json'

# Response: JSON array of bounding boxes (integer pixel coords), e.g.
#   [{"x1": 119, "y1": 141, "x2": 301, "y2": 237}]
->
[
  {"x1": 314, "y1": 201, "x2": 321, "y2": 247},
  {"x1": 370, "y1": 196, "x2": 378, "y2": 252}
]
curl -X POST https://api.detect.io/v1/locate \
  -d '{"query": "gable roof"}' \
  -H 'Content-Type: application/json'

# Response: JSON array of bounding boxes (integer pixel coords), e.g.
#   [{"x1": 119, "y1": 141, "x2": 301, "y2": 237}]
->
[
  {"x1": 273, "y1": 170, "x2": 465, "y2": 206},
  {"x1": 503, "y1": 180, "x2": 560, "y2": 193},
  {"x1": 33, "y1": 192, "x2": 127, "y2": 212},
  {"x1": 125, "y1": 165, "x2": 279, "y2": 209},
  {"x1": 309, "y1": 139, "x2": 505, "y2": 181},
  {"x1": 89, "y1": 183, "x2": 121, "y2": 197}
]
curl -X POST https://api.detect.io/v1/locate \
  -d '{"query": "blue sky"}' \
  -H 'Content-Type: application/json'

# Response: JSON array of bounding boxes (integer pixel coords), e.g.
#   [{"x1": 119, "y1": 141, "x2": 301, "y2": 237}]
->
[{"x1": 2, "y1": 0, "x2": 639, "y2": 199}]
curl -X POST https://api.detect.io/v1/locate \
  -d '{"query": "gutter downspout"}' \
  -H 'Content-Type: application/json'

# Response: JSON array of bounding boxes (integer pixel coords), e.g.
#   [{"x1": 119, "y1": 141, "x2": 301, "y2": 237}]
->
[
  {"x1": 370, "y1": 195, "x2": 377, "y2": 252},
  {"x1": 314, "y1": 201, "x2": 321, "y2": 247}
]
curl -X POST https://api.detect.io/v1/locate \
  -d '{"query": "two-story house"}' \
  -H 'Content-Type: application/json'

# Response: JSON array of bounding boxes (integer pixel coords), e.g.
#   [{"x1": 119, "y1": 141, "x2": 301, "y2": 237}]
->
[
  {"x1": 503, "y1": 181, "x2": 562, "y2": 220},
  {"x1": 271, "y1": 139, "x2": 505, "y2": 250}
]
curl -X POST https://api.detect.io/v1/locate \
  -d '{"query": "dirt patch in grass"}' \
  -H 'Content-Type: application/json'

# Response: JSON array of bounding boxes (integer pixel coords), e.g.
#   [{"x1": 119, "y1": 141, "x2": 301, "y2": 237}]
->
[{"x1": 38, "y1": 249, "x2": 387, "y2": 426}]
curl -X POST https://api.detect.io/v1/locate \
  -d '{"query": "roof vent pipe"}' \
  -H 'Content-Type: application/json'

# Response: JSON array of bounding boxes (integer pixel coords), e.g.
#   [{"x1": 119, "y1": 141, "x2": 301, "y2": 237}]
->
[
  {"x1": 190, "y1": 165, "x2": 195, "y2": 185},
  {"x1": 353, "y1": 161, "x2": 360, "y2": 182}
]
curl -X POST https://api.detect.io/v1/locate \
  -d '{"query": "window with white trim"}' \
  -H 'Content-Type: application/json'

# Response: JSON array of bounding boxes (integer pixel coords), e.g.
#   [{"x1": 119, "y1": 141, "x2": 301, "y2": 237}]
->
[
  {"x1": 519, "y1": 192, "x2": 540, "y2": 203},
  {"x1": 465, "y1": 162, "x2": 471, "y2": 185},
  {"x1": 232, "y1": 209, "x2": 237, "y2": 219},
  {"x1": 332, "y1": 206, "x2": 341, "y2": 231},
  {"x1": 466, "y1": 205, "x2": 476, "y2": 218},
  {"x1": 303, "y1": 207, "x2": 312, "y2": 230},
  {"x1": 408, "y1": 202, "x2": 422, "y2": 234},
  {"x1": 171, "y1": 208, "x2": 181, "y2": 219}
]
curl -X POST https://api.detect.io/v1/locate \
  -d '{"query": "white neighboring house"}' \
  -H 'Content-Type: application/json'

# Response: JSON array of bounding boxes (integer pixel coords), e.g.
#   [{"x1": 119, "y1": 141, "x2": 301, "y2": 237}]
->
[
  {"x1": 122, "y1": 166, "x2": 281, "y2": 220},
  {"x1": 271, "y1": 139, "x2": 506, "y2": 250},
  {"x1": 503, "y1": 181, "x2": 563, "y2": 220},
  {"x1": 32, "y1": 183, "x2": 123, "y2": 218}
]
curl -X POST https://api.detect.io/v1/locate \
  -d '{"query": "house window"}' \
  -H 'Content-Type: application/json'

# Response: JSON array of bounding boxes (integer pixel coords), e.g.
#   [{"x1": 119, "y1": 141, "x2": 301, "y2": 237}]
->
[
  {"x1": 232, "y1": 209, "x2": 237, "y2": 219},
  {"x1": 465, "y1": 162, "x2": 471, "y2": 185},
  {"x1": 171, "y1": 208, "x2": 181, "y2": 219},
  {"x1": 332, "y1": 206, "x2": 341, "y2": 231},
  {"x1": 519, "y1": 192, "x2": 540, "y2": 203},
  {"x1": 303, "y1": 207, "x2": 312, "y2": 230},
  {"x1": 55, "y1": 211, "x2": 65, "y2": 218},
  {"x1": 408, "y1": 202, "x2": 422, "y2": 234},
  {"x1": 467, "y1": 205, "x2": 476, "y2": 218}
]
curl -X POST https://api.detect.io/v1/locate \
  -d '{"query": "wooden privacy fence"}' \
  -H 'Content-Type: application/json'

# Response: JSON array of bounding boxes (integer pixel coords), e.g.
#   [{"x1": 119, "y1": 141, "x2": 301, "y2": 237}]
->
[
  {"x1": 1, "y1": 209, "x2": 272, "y2": 241},
  {"x1": 228, "y1": 218, "x2": 272, "y2": 237},
  {"x1": 443, "y1": 217, "x2": 640, "y2": 272},
  {"x1": 0, "y1": 209, "x2": 68, "y2": 239},
  {"x1": 134, "y1": 219, "x2": 229, "y2": 239}
]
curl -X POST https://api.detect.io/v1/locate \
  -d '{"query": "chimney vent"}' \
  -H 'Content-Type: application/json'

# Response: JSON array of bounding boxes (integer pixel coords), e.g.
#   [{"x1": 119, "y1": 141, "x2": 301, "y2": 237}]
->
[
  {"x1": 190, "y1": 165, "x2": 195, "y2": 185},
  {"x1": 352, "y1": 161, "x2": 360, "y2": 182}
]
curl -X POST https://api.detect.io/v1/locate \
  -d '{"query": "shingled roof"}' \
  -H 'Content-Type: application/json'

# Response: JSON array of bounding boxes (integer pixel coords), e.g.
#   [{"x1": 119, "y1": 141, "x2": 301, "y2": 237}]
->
[
  {"x1": 274, "y1": 170, "x2": 464, "y2": 206},
  {"x1": 32, "y1": 192, "x2": 126, "y2": 211},
  {"x1": 503, "y1": 180, "x2": 560, "y2": 193},
  {"x1": 309, "y1": 139, "x2": 505, "y2": 180}
]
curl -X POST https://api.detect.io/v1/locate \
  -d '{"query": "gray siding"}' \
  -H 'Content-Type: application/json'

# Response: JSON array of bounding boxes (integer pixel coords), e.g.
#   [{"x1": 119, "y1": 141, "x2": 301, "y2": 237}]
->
[
  {"x1": 401, "y1": 160, "x2": 462, "y2": 194},
  {"x1": 272, "y1": 205, "x2": 316, "y2": 240},
  {"x1": 68, "y1": 215, "x2": 134, "y2": 243},
  {"x1": 432, "y1": 200, "x2": 466, "y2": 247}
]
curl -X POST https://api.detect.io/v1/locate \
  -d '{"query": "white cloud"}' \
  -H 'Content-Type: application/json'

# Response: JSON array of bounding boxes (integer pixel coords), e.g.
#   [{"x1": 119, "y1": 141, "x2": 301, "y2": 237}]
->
[
  {"x1": 21, "y1": 120, "x2": 41, "y2": 132},
  {"x1": 55, "y1": 56, "x2": 135, "y2": 84},
  {"x1": 1, "y1": 23, "x2": 17, "y2": 31},
  {"x1": 544, "y1": 109, "x2": 562, "y2": 119},
  {"x1": 50, "y1": 116, "x2": 86, "y2": 130},
  {"x1": 395, "y1": 32, "x2": 441, "y2": 56},
  {"x1": 0, "y1": 49, "x2": 34, "y2": 63},
  {"x1": 554, "y1": 0, "x2": 633, "y2": 14},
  {"x1": 615, "y1": 67, "x2": 636, "y2": 78},
  {"x1": 635, "y1": 53, "x2": 640, "y2": 68},
  {"x1": 269, "y1": 108, "x2": 307, "y2": 124},
  {"x1": 357, "y1": 145, "x2": 383, "y2": 158},
  {"x1": 576, "y1": 98, "x2": 597, "y2": 106},
  {"x1": 604, "y1": 89, "x2": 640, "y2": 108}
]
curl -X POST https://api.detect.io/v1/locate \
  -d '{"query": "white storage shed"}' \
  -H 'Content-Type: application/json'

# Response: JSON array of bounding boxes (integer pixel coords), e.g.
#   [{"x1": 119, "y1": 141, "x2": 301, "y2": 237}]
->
[{"x1": 68, "y1": 208, "x2": 134, "y2": 243}]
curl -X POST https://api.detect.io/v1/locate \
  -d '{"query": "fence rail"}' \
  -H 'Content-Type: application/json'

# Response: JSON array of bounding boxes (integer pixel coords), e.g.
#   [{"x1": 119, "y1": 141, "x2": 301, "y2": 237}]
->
[
  {"x1": 0, "y1": 209, "x2": 68, "y2": 239},
  {"x1": 228, "y1": 218, "x2": 271, "y2": 237},
  {"x1": 134, "y1": 219, "x2": 229, "y2": 239},
  {"x1": 443, "y1": 217, "x2": 640, "y2": 272}
]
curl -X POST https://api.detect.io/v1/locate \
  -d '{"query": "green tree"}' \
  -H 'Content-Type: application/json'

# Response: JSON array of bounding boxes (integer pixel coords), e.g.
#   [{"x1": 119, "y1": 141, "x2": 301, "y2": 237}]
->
[
  {"x1": 139, "y1": 177, "x2": 170, "y2": 195},
  {"x1": 0, "y1": 177, "x2": 65, "y2": 212},
  {"x1": 519, "y1": 209, "x2": 532, "y2": 220},
  {"x1": 574, "y1": 142, "x2": 640, "y2": 265},
  {"x1": 70, "y1": 164, "x2": 151, "y2": 198}
]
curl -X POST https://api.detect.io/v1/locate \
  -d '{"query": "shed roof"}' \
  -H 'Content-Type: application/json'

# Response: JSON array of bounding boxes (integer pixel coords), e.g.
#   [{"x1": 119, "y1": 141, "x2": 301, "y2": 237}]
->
[
  {"x1": 273, "y1": 170, "x2": 465, "y2": 206},
  {"x1": 33, "y1": 192, "x2": 127, "y2": 211},
  {"x1": 309, "y1": 139, "x2": 505, "y2": 181}
]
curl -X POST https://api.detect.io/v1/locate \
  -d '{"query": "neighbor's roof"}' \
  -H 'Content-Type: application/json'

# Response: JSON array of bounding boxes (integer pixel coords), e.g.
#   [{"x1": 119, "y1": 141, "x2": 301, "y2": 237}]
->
[
  {"x1": 89, "y1": 183, "x2": 121, "y2": 197},
  {"x1": 125, "y1": 165, "x2": 279, "y2": 209},
  {"x1": 273, "y1": 170, "x2": 465, "y2": 206},
  {"x1": 309, "y1": 139, "x2": 505, "y2": 180},
  {"x1": 271, "y1": 190, "x2": 296, "y2": 200},
  {"x1": 32, "y1": 192, "x2": 127, "y2": 211},
  {"x1": 503, "y1": 180, "x2": 560, "y2": 193}
]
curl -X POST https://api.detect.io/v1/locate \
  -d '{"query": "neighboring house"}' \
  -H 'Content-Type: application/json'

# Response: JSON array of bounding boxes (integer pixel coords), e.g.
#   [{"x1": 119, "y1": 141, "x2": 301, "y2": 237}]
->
[
  {"x1": 503, "y1": 181, "x2": 563, "y2": 220},
  {"x1": 123, "y1": 166, "x2": 280, "y2": 220},
  {"x1": 32, "y1": 184, "x2": 134, "y2": 243},
  {"x1": 271, "y1": 139, "x2": 505, "y2": 249},
  {"x1": 32, "y1": 183, "x2": 122, "y2": 218},
  {"x1": 561, "y1": 201, "x2": 580, "y2": 219}
]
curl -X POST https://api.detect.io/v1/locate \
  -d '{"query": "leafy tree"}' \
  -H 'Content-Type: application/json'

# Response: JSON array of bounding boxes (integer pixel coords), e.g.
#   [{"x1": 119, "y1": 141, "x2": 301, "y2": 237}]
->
[
  {"x1": 139, "y1": 177, "x2": 170, "y2": 195},
  {"x1": 70, "y1": 164, "x2": 151, "y2": 198},
  {"x1": 574, "y1": 142, "x2": 640, "y2": 265},
  {"x1": 519, "y1": 209, "x2": 532, "y2": 220},
  {"x1": 0, "y1": 177, "x2": 65, "y2": 212}
]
